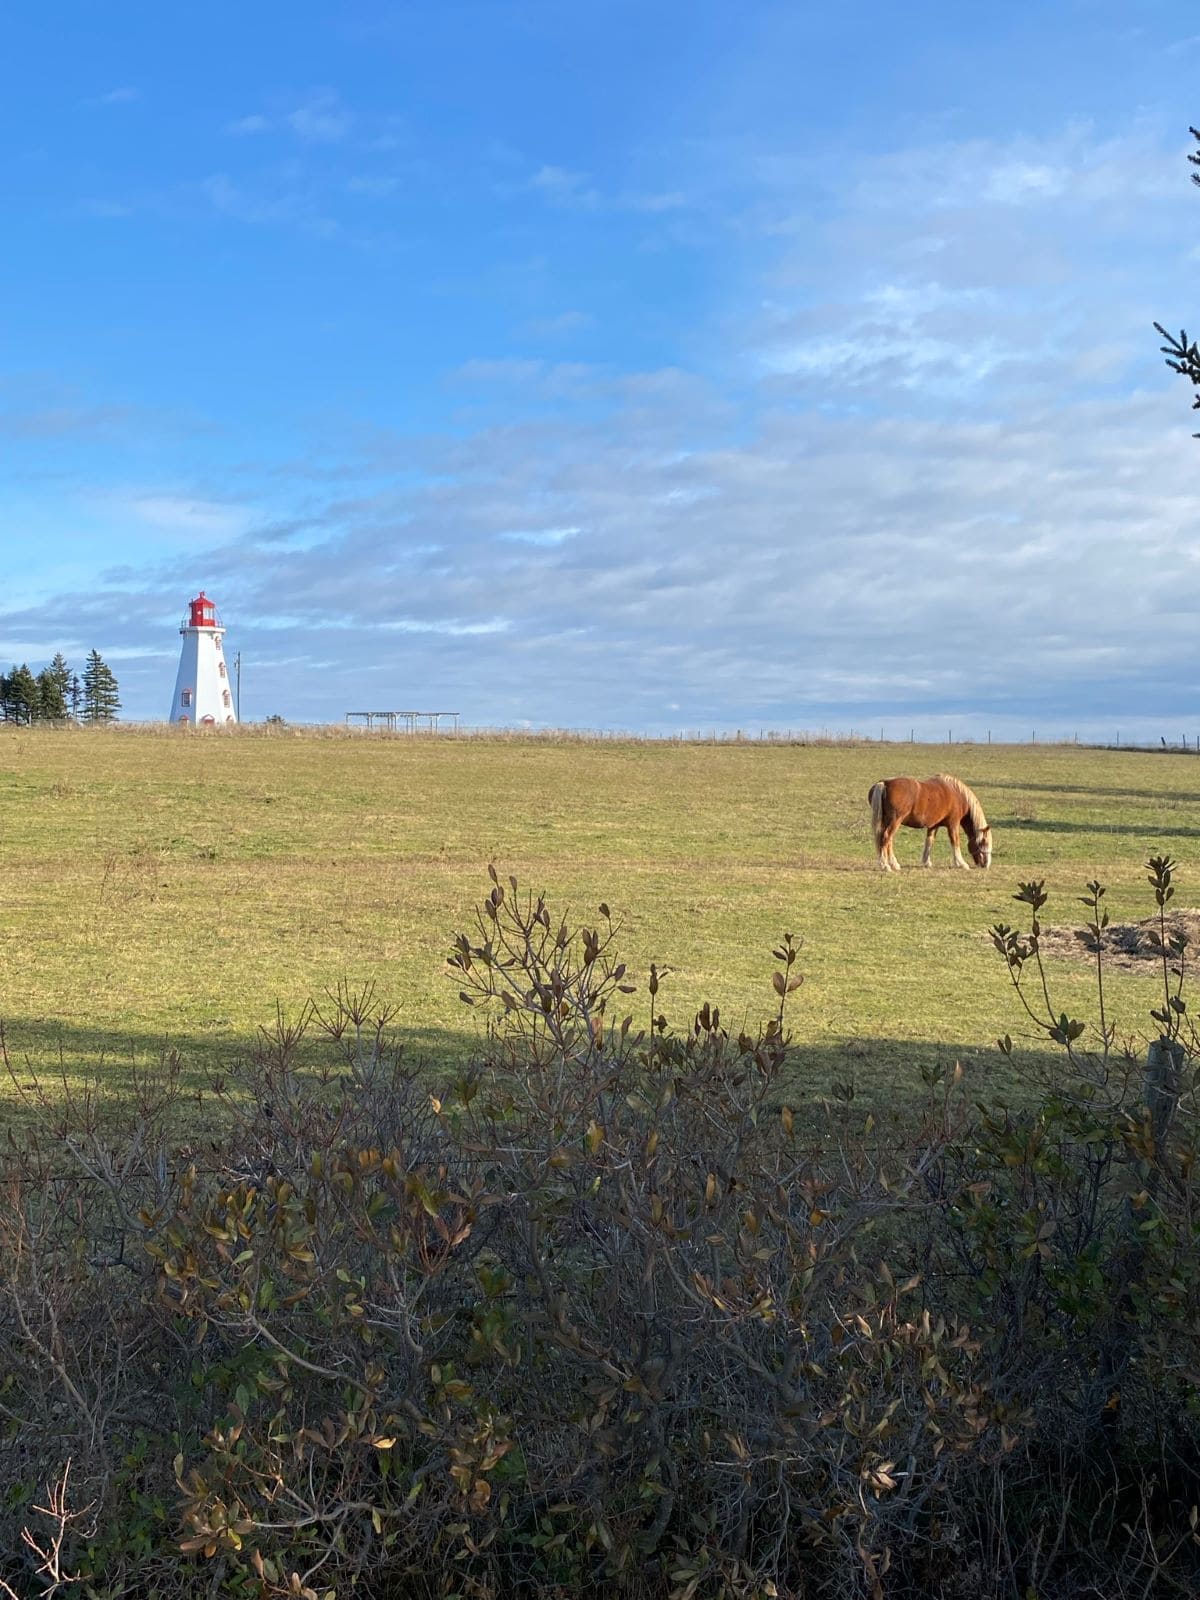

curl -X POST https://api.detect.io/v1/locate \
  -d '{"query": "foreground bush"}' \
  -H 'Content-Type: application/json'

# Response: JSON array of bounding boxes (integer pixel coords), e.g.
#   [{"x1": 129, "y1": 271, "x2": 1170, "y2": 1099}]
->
[{"x1": 0, "y1": 868, "x2": 1198, "y2": 1598}]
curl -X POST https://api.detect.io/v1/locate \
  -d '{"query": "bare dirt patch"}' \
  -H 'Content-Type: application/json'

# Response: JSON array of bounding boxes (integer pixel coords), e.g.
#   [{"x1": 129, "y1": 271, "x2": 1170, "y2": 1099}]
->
[{"x1": 1038, "y1": 909, "x2": 1200, "y2": 971}]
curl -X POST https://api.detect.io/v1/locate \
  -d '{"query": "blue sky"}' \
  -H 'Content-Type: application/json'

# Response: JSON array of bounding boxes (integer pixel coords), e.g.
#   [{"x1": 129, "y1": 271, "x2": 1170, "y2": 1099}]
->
[{"x1": 2, "y1": 1, "x2": 1198, "y2": 734}]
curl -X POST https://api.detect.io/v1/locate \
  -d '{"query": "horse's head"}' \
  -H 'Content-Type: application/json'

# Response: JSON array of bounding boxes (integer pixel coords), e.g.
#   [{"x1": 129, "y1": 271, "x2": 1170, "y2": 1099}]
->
[{"x1": 970, "y1": 825, "x2": 993, "y2": 869}]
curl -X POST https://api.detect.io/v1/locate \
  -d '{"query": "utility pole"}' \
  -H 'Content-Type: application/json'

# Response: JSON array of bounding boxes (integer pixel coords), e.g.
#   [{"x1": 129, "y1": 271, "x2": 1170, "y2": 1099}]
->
[{"x1": 234, "y1": 651, "x2": 241, "y2": 721}]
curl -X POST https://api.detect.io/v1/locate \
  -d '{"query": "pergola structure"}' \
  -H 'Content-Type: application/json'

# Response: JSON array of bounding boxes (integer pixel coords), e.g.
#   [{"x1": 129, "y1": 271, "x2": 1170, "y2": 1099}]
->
[{"x1": 345, "y1": 710, "x2": 460, "y2": 732}]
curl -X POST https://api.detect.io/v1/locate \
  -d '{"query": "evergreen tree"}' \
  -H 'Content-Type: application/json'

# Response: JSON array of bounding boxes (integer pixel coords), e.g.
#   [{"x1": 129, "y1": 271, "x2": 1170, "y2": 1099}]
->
[
  {"x1": 7, "y1": 664, "x2": 39, "y2": 724},
  {"x1": 36, "y1": 666, "x2": 67, "y2": 722},
  {"x1": 1155, "y1": 127, "x2": 1200, "y2": 432},
  {"x1": 67, "y1": 672, "x2": 83, "y2": 718},
  {"x1": 45, "y1": 652, "x2": 71, "y2": 712},
  {"x1": 82, "y1": 650, "x2": 121, "y2": 723}
]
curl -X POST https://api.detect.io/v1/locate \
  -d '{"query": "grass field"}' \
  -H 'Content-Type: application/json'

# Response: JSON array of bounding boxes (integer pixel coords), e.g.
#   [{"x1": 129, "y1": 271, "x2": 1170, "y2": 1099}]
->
[{"x1": 2, "y1": 723, "x2": 1199, "y2": 1110}]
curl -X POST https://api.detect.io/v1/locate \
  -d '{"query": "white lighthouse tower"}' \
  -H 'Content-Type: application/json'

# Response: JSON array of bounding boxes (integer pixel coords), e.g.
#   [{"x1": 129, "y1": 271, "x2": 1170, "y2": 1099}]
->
[{"x1": 170, "y1": 591, "x2": 236, "y2": 725}]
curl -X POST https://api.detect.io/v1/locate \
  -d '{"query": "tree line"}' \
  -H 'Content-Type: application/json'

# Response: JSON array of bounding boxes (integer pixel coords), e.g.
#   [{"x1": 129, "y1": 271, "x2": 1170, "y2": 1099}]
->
[{"x1": 0, "y1": 650, "x2": 121, "y2": 724}]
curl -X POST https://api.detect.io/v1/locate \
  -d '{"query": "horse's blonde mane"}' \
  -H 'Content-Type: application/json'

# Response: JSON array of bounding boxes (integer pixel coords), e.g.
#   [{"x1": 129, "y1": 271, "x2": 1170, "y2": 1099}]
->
[{"x1": 933, "y1": 773, "x2": 989, "y2": 833}]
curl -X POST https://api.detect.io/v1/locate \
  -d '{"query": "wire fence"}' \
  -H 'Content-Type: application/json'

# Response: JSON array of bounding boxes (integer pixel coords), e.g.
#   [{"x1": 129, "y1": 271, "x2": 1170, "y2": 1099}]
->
[{"x1": 10, "y1": 718, "x2": 1200, "y2": 752}]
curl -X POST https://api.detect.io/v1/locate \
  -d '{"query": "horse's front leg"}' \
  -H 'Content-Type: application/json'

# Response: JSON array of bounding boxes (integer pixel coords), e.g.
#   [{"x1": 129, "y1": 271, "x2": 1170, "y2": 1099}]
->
[
  {"x1": 947, "y1": 821, "x2": 970, "y2": 869},
  {"x1": 921, "y1": 828, "x2": 936, "y2": 868}
]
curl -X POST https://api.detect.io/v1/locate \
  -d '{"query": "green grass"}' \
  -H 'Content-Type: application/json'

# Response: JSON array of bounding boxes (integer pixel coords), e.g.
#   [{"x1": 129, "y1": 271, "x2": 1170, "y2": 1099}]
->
[{"x1": 2, "y1": 723, "x2": 1198, "y2": 1108}]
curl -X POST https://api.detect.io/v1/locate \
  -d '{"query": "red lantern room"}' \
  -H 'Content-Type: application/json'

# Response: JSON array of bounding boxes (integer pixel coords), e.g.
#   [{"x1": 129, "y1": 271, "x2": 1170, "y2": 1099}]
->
[{"x1": 188, "y1": 591, "x2": 217, "y2": 629}]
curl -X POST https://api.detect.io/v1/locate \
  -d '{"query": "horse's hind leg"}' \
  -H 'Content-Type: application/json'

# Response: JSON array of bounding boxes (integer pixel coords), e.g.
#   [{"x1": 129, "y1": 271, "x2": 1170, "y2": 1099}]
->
[
  {"x1": 870, "y1": 785, "x2": 894, "y2": 871},
  {"x1": 921, "y1": 828, "x2": 936, "y2": 868},
  {"x1": 882, "y1": 821, "x2": 902, "y2": 872},
  {"x1": 875, "y1": 827, "x2": 891, "y2": 872},
  {"x1": 874, "y1": 809, "x2": 894, "y2": 871}
]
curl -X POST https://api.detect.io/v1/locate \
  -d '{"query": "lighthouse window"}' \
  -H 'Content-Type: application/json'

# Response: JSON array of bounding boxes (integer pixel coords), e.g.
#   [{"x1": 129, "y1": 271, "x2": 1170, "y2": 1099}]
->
[
  {"x1": 223, "y1": 689, "x2": 232, "y2": 707},
  {"x1": 181, "y1": 689, "x2": 193, "y2": 706},
  {"x1": 218, "y1": 661, "x2": 227, "y2": 678}
]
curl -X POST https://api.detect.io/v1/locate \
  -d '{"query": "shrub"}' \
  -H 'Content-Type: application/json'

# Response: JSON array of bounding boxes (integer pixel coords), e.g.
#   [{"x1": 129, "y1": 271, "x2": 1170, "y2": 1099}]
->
[{"x1": 0, "y1": 868, "x2": 1197, "y2": 1597}]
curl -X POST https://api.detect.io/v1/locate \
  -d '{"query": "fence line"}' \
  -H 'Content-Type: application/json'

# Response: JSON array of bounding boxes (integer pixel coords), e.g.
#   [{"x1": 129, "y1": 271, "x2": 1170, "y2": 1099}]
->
[{"x1": 7, "y1": 720, "x2": 1200, "y2": 753}]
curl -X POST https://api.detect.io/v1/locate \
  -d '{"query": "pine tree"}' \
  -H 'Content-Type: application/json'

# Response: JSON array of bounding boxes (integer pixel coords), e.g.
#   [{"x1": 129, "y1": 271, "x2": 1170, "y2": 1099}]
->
[
  {"x1": 67, "y1": 672, "x2": 83, "y2": 718},
  {"x1": 1155, "y1": 127, "x2": 1200, "y2": 432},
  {"x1": 37, "y1": 667, "x2": 67, "y2": 722},
  {"x1": 82, "y1": 650, "x2": 121, "y2": 723},
  {"x1": 46, "y1": 652, "x2": 71, "y2": 712},
  {"x1": 7, "y1": 664, "x2": 39, "y2": 724}
]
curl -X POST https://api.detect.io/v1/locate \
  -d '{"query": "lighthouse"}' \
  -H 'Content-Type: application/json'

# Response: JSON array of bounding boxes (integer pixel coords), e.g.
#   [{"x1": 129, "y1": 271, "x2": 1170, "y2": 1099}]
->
[{"x1": 170, "y1": 591, "x2": 236, "y2": 725}]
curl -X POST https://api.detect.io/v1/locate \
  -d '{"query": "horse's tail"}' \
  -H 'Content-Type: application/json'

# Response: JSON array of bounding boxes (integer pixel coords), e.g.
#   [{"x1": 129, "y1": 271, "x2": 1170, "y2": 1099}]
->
[{"x1": 868, "y1": 781, "x2": 887, "y2": 850}]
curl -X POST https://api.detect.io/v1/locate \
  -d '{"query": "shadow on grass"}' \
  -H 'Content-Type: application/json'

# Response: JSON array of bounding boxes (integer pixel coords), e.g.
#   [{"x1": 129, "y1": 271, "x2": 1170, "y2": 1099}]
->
[
  {"x1": 1000, "y1": 817, "x2": 1200, "y2": 840},
  {"x1": 0, "y1": 1014, "x2": 485, "y2": 1130},
  {"x1": 0, "y1": 1014, "x2": 1054, "y2": 1127},
  {"x1": 990, "y1": 780, "x2": 1200, "y2": 804}
]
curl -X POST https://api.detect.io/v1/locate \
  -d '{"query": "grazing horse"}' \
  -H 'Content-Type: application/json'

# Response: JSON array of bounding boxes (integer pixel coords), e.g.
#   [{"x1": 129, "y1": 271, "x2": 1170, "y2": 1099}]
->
[{"x1": 868, "y1": 774, "x2": 992, "y2": 873}]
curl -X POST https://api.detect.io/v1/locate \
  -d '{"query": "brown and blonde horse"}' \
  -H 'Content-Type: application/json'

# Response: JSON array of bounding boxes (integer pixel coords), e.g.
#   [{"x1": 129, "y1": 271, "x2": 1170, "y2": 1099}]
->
[{"x1": 867, "y1": 774, "x2": 992, "y2": 872}]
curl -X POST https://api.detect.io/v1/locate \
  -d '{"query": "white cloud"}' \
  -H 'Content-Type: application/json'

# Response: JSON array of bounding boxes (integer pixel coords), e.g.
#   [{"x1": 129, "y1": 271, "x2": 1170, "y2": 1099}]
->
[
  {"x1": 623, "y1": 190, "x2": 688, "y2": 213},
  {"x1": 524, "y1": 167, "x2": 691, "y2": 217},
  {"x1": 77, "y1": 199, "x2": 135, "y2": 220},
  {"x1": 0, "y1": 399, "x2": 132, "y2": 439},
  {"x1": 522, "y1": 309, "x2": 594, "y2": 338},
  {"x1": 226, "y1": 114, "x2": 269, "y2": 136},
  {"x1": 528, "y1": 164, "x2": 600, "y2": 207},
  {"x1": 747, "y1": 119, "x2": 1191, "y2": 417},
  {"x1": 104, "y1": 381, "x2": 1184, "y2": 730},
  {"x1": 845, "y1": 120, "x2": 1180, "y2": 218},
  {"x1": 118, "y1": 492, "x2": 251, "y2": 540},
  {"x1": 377, "y1": 616, "x2": 512, "y2": 636},
  {"x1": 447, "y1": 358, "x2": 597, "y2": 398},
  {"x1": 222, "y1": 92, "x2": 350, "y2": 145},
  {"x1": 346, "y1": 175, "x2": 399, "y2": 197},
  {"x1": 286, "y1": 91, "x2": 350, "y2": 144},
  {"x1": 499, "y1": 527, "x2": 581, "y2": 546},
  {"x1": 983, "y1": 162, "x2": 1067, "y2": 203},
  {"x1": 199, "y1": 173, "x2": 340, "y2": 238}
]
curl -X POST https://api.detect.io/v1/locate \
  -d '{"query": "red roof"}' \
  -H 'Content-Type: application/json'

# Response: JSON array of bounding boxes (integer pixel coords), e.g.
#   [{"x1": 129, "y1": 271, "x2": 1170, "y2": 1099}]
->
[{"x1": 187, "y1": 592, "x2": 219, "y2": 629}]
